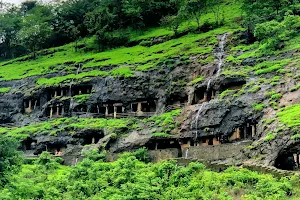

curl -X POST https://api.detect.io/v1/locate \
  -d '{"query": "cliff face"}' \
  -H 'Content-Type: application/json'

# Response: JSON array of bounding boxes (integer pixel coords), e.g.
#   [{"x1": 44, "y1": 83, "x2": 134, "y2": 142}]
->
[{"x1": 0, "y1": 28, "x2": 299, "y2": 169}]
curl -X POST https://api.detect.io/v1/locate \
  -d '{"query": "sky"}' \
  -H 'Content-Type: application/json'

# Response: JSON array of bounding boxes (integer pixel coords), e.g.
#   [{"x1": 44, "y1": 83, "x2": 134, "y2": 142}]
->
[{"x1": 3, "y1": 0, "x2": 23, "y2": 5}]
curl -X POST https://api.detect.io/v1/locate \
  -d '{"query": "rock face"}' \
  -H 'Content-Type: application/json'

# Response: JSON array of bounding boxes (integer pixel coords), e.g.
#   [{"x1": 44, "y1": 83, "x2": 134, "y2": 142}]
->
[{"x1": 0, "y1": 31, "x2": 299, "y2": 169}]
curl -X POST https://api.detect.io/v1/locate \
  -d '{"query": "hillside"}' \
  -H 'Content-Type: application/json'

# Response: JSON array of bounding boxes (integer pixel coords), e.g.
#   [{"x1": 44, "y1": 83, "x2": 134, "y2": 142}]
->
[{"x1": 0, "y1": 0, "x2": 300, "y2": 199}]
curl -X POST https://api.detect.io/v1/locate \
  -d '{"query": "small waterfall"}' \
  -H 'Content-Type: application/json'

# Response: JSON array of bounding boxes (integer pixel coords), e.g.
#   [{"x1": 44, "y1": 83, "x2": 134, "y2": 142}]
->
[
  {"x1": 207, "y1": 79, "x2": 211, "y2": 91},
  {"x1": 190, "y1": 102, "x2": 207, "y2": 139},
  {"x1": 206, "y1": 33, "x2": 228, "y2": 90},
  {"x1": 215, "y1": 33, "x2": 228, "y2": 77},
  {"x1": 190, "y1": 33, "x2": 228, "y2": 140},
  {"x1": 185, "y1": 148, "x2": 189, "y2": 159}
]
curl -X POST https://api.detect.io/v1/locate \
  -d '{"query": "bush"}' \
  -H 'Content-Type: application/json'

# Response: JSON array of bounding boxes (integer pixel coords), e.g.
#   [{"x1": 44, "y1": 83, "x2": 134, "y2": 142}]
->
[{"x1": 96, "y1": 30, "x2": 130, "y2": 51}]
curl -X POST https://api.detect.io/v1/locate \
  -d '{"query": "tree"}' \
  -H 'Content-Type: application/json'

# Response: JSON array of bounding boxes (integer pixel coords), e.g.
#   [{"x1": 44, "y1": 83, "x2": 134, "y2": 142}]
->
[
  {"x1": 179, "y1": 0, "x2": 208, "y2": 30},
  {"x1": 161, "y1": 15, "x2": 182, "y2": 35},
  {"x1": 208, "y1": 0, "x2": 224, "y2": 26},
  {"x1": 17, "y1": 5, "x2": 53, "y2": 59},
  {"x1": 0, "y1": 12, "x2": 22, "y2": 59},
  {"x1": 17, "y1": 21, "x2": 53, "y2": 58},
  {"x1": 0, "y1": 135, "x2": 22, "y2": 186}
]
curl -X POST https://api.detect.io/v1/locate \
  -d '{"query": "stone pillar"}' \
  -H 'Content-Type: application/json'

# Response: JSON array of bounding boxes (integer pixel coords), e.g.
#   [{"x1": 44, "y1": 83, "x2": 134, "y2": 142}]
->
[
  {"x1": 56, "y1": 105, "x2": 60, "y2": 116},
  {"x1": 50, "y1": 106, "x2": 53, "y2": 118},
  {"x1": 61, "y1": 105, "x2": 65, "y2": 116},
  {"x1": 155, "y1": 142, "x2": 158, "y2": 150},
  {"x1": 187, "y1": 140, "x2": 191, "y2": 147},
  {"x1": 54, "y1": 90, "x2": 57, "y2": 98},
  {"x1": 137, "y1": 103, "x2": 142, "y2": 113},
  {"x1": 28, "y1": 100, "x2": 32, "y2": 110},
  {"x1": 203, "y1": 92, "x2": 207, "y2": 102},
  {"x1": 97, "y1": 105, "x2": 100, "y2": 114},
  {"x1": 236, "y1": 128, "x2": 240, "y2": 139},
  {"x1": 105, "y1": 106, "x2": 109, "y2": 117},
  {"x1": 114, "y1": 106, "x2": 117, "y2": 119},
  {"x1": 92, "y1": 137, "x2": 95, "y2": 144},
  {"x1": 211, "y1": 90, "x2": 215, "y2": 99},
  {"x1": 33, "y1": 100, "x2": 37, "y2": 110},
  {"x1": 243, "y1": 125, "x2": 247, "y2": 139},
  {"x1": 251, "y1": 125, "x2": 256, "y2": 137}
]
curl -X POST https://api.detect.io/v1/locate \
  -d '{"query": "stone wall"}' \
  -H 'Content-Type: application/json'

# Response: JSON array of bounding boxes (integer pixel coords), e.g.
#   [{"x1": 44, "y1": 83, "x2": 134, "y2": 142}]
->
[
  {"x1": 184, "y1": 141, "x2": 252, "y2": 161},
  {"x1": 148, "y1": 148, "x2": 180, "y2": 162}
]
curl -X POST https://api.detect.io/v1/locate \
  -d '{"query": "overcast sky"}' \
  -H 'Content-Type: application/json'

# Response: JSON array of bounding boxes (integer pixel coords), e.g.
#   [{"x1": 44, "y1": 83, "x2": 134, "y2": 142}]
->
[{"x1": 3, "y1": 0, "x2": 23, "y2": 5}]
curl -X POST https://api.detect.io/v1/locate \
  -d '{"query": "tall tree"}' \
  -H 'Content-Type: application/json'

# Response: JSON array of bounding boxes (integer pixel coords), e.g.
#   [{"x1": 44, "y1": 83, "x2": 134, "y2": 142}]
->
[
  {"x1": 179, "y1": 0, "x2": 208, "y2": 30},
  {"x1": 0, "y1": 135, "x2": 22, "y2": 187}
]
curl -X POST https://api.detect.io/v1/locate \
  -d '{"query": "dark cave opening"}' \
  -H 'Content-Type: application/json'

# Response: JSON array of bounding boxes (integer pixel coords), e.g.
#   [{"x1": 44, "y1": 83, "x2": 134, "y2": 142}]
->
[
  {"x1": 193, "y1": 87, "x2": 206, "y2": 104},
  {"x1": 275, "y1": 153, "x2": 298, "y2": 171},
  {"x1": 146, "y1": 139, "x2": 182, "y2": 156},
  {"x1": 72, "y1": 85, "x2": 92, "y2": 96},
  {"x1": 275, "y1": 143, "x2": 300, "y2": 171},
  {"x1": 22, "y1": 138, "x2": 38, "y2": 151},
  {"x1": 78, "y1": 131, "x2": 105, "y2": 145},
  {"x1": 220, "y1": 80, "x2": 246, "y2": 93}
]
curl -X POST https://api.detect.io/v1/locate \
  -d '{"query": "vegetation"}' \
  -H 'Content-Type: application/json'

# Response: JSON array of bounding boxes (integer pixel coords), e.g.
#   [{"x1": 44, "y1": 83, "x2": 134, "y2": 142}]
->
[
  {"x1": 0, "y1": 135, "x2": 23, "y2": 187},
  {"x1": 0, "y1": 118, "x2": 138, "y2": 139},
  {"x1": 252, "y1": 103, "x2": 265, "y2": 111},
  {"x1": 145, "y1": 109, "x2": 181, "y2": 135},
  {"x1": 0, "y1": 150, "x2": 300, "y2": 199},
  {"x1": 277, "y1": 104, "x2": 300, "y2": 128},
  {"x1": 0, "y1": 87, "x2": 10, "y2": 93}
]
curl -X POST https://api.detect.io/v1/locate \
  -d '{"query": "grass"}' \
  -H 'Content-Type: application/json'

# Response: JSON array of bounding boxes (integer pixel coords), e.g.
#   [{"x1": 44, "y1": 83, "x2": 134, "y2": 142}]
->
[
  {"x1": 254, "y1": 59, "x2": 291, "y2": 75},
  {"x1": 252, "y1": 103, "x2": 265, "y2": 111},
  {"x1": 144, "y1": 109, "x2": 181, "y2": 135},
  {"x1": 219, "y1": 89, "x2": 235, "y2": 99},
  {"x1": 1, "y1": 118, "x2": 138, "y2": 139},
  {"x1": 264, "y1": 132, "x2": 276, "y2": 141},
  {"x1": 0, "y1": 0, "x2": 243, "y2": 87},
  {"x1": 188, "y1": 76, "x2": 204, "y2": 85},
  {"x1": 73, "y1": 94, "x2": 91, "y2": 103},
  {"x1": 152, "y1": 133, "x2": 171, "y2": 138},
  {"x1": 277, "y1": 104, "x2": 300, "y2": 128},
  {"x1": 0, "y1": 87, "x2": 11, "y2": 93}
]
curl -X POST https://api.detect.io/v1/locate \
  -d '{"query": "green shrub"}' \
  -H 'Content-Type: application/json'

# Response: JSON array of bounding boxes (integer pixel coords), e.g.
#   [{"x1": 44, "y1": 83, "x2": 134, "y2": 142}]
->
[
  {"x1": 264, "y1": 133, "x2": 275, "y2": 141},
  {"x1": 0, "y1": 87, "x2": 11, "y2": 93},
  {"x1": 277, "y1": 104, "x2": 300, "y2": 128},
  {"x1": 252, "y1": 103, "x2": 265, "y2": 111}
]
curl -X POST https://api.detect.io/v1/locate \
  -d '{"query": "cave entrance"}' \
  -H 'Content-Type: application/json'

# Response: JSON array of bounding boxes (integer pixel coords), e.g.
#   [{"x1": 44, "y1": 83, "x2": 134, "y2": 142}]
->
[
  {"x1": 45, "y1": 143, "x2": 67, "y2": 156},
  {"x1": 78, "y1": 131, "x2": 104, "y2": 145},
  {"x1": 24, "y1": 99, "x2": 40, "y2": 113},
  {"x1": 90, "y1": 104, "x2": 106, "y2": 117},
  {"x1": 22, "y1": 138, "x2": 37, "y2": 151},
  {"x1": 192, "y1": 88, "x2": 216, "y2": 105},
  {"x1": 131, "y1": 101, "x2": 156, "y2": 116},
  {"x1": 83, "y1": 133, "x2": 102, "y2": 145},
  {"x1": 275, "y1": 153, "x2": 298, "y2": 171},
  {"x1": 74, "y1": 105, "x2": 88, "y2": 113},
  {"x1": 146, "y1": 139, "x2": 182, "y2": 157},
  {"x1": 48, "y1": 87, "x2": 69, "y2": 100},
  {"x1": 275, "y1": 143, "x2": 300, "y2": 171},
  {"x1": 199, "y1": 136, "x2": 220, "y2": 146},
  {"x1": 49, "y1": 103, "x2": 65, "y2": 118},
  {"x1": 72, "y1": 85, "x2": 92, "y2": 96},
  {"x1": 167, "y1": 96, "x2": 188, "y2": 110},
  {"x1": 193, "y1": 88, "x2": 206, "y2": 104},
  {"x1": 220, "y1": 80, "x2": 246, "y2": 93},
  {"x1": 230, "y1": 123, "x2": 257, "y2": 141}
]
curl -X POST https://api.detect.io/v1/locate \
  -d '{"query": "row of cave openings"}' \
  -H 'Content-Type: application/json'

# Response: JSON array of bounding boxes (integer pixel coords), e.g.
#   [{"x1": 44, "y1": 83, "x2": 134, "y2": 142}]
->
[
  {"x1": 21, "y1": 131, "x2": 104, "y2": 157},
  {"x1": 23, "y1": 85, "x2": 92, "y2": 114},
  {"x1": 192, "y1": 80, "x2": 246, "y2": 105},
  {"x1": 146, "y1": 122, "x2": 257, "y2": 157},
  {"x1": 23, "y1": 79, "x2": 247, "y2": 119}
]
